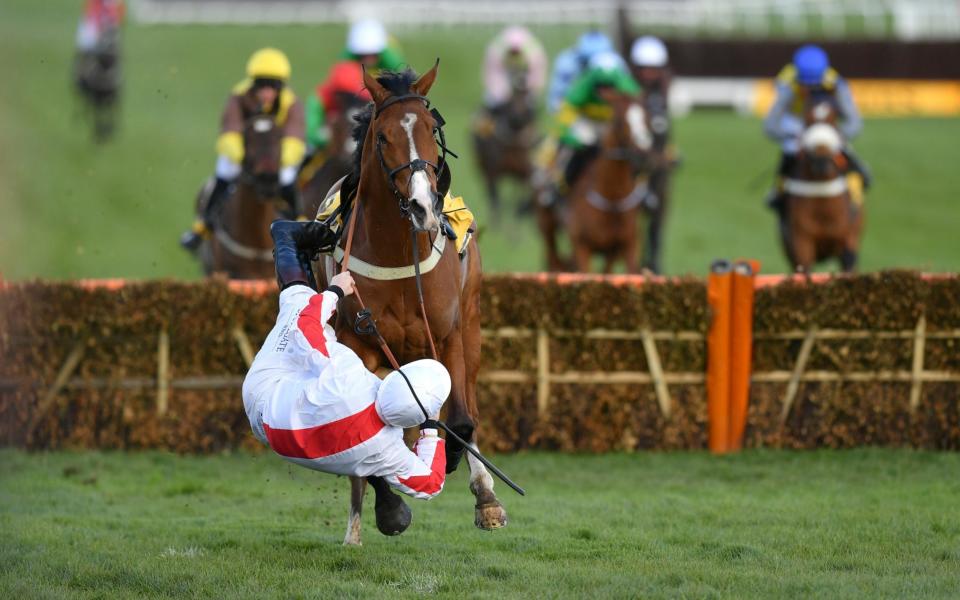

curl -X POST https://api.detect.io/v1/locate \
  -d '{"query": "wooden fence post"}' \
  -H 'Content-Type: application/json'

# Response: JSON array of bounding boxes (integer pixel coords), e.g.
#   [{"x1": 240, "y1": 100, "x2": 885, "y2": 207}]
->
[
  {"x1": 28, "y1": 339, "x2": 86, "y2": 436},
  {"x1": 640, "y1": 327, "x2": 671, "y2": 418},
  {"x1": 536, "y1": 327, "x2": 550, "y2": 417},
  {"x1": 232, "y1": 326, "x2": 255, "y2": 369},
  {"x1": 779, "y1": 326, "x2": 818, "y2": 426},
  {"x1": 156, "y1": 329, "x2": 170, "y2": 416},
  {"x1": 909, "y1": 314, "x2": 927, "y2": 414}
]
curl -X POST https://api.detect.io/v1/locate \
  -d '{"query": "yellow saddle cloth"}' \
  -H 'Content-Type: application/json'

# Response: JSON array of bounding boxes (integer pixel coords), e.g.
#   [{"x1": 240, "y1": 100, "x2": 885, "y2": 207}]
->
[{"x1": 316, "y1": 189, "x2": 476, "y2": 255}]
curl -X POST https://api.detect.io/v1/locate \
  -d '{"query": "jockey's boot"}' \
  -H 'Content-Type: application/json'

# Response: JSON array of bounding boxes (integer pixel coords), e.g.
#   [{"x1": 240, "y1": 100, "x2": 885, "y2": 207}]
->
[
  {"x1": 842, "y1": 147, "x2": 873, "y2": 190},
  {"x1": 270, "y1": 220, "x2": 339, "y2": 291},
  {"x1": 180, "y1": 176, "x2": 231, "y2": 252}
]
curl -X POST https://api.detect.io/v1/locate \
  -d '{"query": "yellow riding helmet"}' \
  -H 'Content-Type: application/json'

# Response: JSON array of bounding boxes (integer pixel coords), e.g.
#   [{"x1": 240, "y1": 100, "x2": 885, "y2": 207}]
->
[{"x1": 246, "y1": 48, "x2": 291, "y2": 82}]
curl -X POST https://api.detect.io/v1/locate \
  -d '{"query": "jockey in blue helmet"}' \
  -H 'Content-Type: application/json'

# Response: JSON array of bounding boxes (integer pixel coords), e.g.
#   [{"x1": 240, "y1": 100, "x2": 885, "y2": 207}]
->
[
  {"x1": 762, "y1": 44, "x2": 871, "y2": 213},
  {"x1": 546, "y1": 30, "x2": 614, "y2": 113}
]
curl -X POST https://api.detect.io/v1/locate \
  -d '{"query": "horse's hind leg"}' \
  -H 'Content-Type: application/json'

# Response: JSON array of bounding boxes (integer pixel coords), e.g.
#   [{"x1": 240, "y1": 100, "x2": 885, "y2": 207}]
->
[
  {"x1": 840, "y1": 248, "x2": 858, "y2": 272},
  {"x1": 343, "y1": 476, "x2": 367, "y2": 546}
]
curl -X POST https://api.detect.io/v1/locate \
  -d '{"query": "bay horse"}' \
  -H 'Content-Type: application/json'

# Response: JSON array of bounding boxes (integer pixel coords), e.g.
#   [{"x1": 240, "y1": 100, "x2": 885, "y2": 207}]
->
[
  {"x1": 300, "y1": 92, "x2": 368, "y2": 219},
  {"x1": 471, "y1": 65, "x2": 539, "y2": 225},
  {"x1": 782, "y1": 98, "x2": 864, "y2": 272},
  {"x1": 566, "y1": 89, "x2": 655, "y2": 273},
  {"x1": 196, "y1": 113, "x2": 296, "y2": 279},
  {"x1": 313, "y1": 64, "x2": 506, "y2": 545}
]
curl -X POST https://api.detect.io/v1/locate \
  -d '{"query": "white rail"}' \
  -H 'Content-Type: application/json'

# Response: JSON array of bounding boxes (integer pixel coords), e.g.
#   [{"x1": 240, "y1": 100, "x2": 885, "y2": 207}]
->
[{"x1": 131, "y1": 0, "x2": 960, "y2": 39}]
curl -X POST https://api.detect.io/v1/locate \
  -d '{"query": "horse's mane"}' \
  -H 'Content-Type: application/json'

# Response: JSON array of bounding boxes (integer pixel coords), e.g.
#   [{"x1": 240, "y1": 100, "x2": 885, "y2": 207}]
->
[{"x1": 348, "y1": 68, "x2": 420, "y2": 182}]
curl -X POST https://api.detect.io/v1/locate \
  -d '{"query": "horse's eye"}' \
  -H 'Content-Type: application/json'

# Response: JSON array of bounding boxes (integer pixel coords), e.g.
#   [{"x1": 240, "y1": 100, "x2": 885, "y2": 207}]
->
[{"x1": 377, "y1": 133, "x2": 387, "y2": 144}]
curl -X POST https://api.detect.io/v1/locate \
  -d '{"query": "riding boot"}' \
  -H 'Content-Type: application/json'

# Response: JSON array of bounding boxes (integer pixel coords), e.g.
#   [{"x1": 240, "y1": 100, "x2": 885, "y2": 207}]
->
[
  {"x1": 180, "y1": 176, "x2": 231, "y2": 252},
  {"x1": 269, "y1": 220, "x2": 318, "y2": 291},
  {"x1": 842, "y1": 147, "x2": 873, "y2": 190},
  {"x1": 279, "y1": 183, "x2": 302, "y2": 220}
]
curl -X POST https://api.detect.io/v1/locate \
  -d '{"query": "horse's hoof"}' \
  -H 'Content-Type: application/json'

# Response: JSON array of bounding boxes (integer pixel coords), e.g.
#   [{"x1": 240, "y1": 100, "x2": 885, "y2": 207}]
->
[
  {"x1": 375, "y1": 497, "x2": 412, "y2": 536},
  {"x1": 474, "y1": 501, "x2": 508, "y2": 531}
]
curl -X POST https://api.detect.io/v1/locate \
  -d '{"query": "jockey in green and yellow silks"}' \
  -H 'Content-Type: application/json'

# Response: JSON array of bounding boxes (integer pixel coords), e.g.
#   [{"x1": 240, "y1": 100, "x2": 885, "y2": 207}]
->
[
  {"x1": 533, "y1": 51, "x2": 641, "y2": 206},
  {"x1": 180, "y1": 48, "x2": 306, "y2": 252},
  {"x1": 763, "y1": 44, "x2": 871, "y2": 213},
  {"x1": 305, "y1": 19, "x2": 406, "y2": 151}
]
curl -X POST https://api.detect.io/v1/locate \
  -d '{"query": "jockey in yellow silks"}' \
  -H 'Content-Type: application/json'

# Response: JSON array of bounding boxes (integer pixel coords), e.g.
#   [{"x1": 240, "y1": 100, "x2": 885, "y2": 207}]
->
[
  {"x1": 763, "y1": 44, "x2": 871, "y2": 214},
  {"x1": 181, "y1": 48, "x2": 306, "y2": 251}
]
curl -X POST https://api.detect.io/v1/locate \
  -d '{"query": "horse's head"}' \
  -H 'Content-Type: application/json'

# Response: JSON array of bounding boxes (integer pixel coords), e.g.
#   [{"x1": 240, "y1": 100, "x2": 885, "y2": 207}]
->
[
  {"x1": 799, "y1": 122, "x2": 844, "y2": 180},
  {"x1": 598, "y1": 88, "x2": 654, "y2": 171},
  {"x1": 802, "y1": 93, "x2": 840, "y2": 128},
  {"x1": 242, "y1": 115, "x2": 282, "y2": 198},
  {"x1": 361, "y1": 62, "x2": 446, "y2": 233}
]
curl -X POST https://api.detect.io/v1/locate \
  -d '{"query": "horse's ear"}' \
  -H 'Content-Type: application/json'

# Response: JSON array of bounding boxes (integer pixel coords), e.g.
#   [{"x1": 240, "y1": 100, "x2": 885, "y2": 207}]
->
[
  {"x1": 362, "y1": 65, "x2": 389, "y2": 107},
  {"x1": 412, "y1": 59, "x2": 440, "y2": 97}
]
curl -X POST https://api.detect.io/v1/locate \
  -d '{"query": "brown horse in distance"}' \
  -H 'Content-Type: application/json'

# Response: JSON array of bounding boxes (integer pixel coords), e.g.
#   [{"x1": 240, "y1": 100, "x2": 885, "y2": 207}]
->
[
  {"x1": 196, "y1": 112, "x2": 295, "y2": 279},
  {"x1": 783, "y1": 98, "x2": 864, "y2": 272},
  {"x1": 471, "y1": 65, "x2": 539, "y2": 224},
  {"x1": 300, "y1": 92, "x2": 369, "y2": 219},
  {"x1": 567, "y1": 90, "x2": 655, "y2": 273},
  {"x1": 314, "y1": 64, "x2": 507, "y2": 545}
]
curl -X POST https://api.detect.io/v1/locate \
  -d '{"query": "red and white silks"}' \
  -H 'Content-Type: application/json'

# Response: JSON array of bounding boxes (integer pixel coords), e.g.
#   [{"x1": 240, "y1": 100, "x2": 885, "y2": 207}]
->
[{"x1": 242, "y1": 285, "x2": 446, "y2": 500}]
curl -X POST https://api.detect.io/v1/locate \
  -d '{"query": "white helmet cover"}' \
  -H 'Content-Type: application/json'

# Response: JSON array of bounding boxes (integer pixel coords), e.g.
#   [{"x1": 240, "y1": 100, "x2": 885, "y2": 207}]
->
[
  {"x1": 375, "y1": 359, "x2": 451, "y2": 428},
  {"x1": 630, "y1": 36, "x2": 668, "y2": 68},
  {"x1": 347, "y1": 19, "x2": 388, "y2": 55}
]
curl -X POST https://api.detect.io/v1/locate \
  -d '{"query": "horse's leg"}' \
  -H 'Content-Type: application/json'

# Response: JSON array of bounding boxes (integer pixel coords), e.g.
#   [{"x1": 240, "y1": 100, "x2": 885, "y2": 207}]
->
[
  {"x1": 441, "y1": 330, "x2": 473, "y2": 474},
  {"x1": 459, "y1": 249, "x2": 507, "y2": 530},
  {"x1": 486, "y1": 174, "x2": 501, "y2": 227},
  {"x1": 643, "y1": 184, "x2": 667, "y2": 274},
  {"x1": 344, "y1": 476, "x2": 367, "y2": 546},
  {"x1": 338, "y1": 334, "x2": 384, "y2": 546},
  {"x1": 573, "y1": 241, "x2": 592, "y2": 273}
]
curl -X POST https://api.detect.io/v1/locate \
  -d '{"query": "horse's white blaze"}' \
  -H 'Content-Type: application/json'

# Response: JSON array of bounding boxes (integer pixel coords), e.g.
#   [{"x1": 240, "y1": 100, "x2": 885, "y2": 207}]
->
[
  {"x1": 626, "y1": 103, "x2": 653, "y2": 151},
  {"x1": 802, "y1": 122, "x2": 843, "y2": 154},
  {"x1": 401, "y1": 112, "x2": 438, "y2": 232}
]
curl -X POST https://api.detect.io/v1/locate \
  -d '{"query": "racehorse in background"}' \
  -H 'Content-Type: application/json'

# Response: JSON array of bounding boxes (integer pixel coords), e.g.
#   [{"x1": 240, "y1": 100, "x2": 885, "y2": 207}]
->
[
  {"x1": 550, "y1": 89, "x2": 655, "y2": 273},
  {"x1": 782, "y1": 98, "x2": 864, "y2": 272},
  {"x1": 312, "y1": 64, "x2": 507, "y2": 545},
  {"x1": 299, "y1": 92, "x2": 369, "y2": 219},
  {"x1": 195, "y1": 111, "x2": 297, "y2": 278},
  {"x1": 73, "y1": 26, "x2": 121, "y2": 143},
  {"x1": 471, "y1": 65, "x2": 540, "y2": 225}
]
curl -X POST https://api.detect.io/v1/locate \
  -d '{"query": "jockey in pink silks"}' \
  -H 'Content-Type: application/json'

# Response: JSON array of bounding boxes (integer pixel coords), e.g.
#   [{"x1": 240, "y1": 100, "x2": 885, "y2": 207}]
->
[{"x1": 481, "y1": 25, "x2": 548, "y2": 111}]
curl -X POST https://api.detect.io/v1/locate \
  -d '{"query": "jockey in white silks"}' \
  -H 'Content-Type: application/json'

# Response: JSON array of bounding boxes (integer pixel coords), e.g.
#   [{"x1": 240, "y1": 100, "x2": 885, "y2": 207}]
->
[
  {"x1": 481, "y1": 25, "x2": 548, "y2": 110},
  {"x1": 242, "y1": 220, "x2": 450, "y2": 501}
]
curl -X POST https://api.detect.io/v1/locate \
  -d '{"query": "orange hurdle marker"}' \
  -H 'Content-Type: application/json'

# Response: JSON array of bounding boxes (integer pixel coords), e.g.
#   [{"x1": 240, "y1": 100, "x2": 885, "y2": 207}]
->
[
  {"x1": 727, "y1": 261, "x2": 757, "y2": 451},
  {"x1": 706, "y1": 260, "x2": 733, "y2": 453}
]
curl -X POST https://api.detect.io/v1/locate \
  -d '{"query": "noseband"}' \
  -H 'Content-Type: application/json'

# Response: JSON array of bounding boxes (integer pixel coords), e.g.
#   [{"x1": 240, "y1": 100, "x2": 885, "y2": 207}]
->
[{"x1": 373, "y1": 93, "x2": 458, "y2": 217}]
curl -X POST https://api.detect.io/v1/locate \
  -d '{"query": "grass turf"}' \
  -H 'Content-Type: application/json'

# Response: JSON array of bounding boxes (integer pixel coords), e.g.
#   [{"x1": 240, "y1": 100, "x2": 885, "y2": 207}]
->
[
  {"x1": 2, "y1": 0, "x2": 959, "y2": 280},
  {"x1": 1, "y1": 449, "x2": 959, "y2": 598}
]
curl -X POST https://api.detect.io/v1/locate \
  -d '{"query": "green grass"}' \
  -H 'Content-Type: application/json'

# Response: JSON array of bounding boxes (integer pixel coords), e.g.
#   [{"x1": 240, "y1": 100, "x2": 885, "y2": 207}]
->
[
  {"x1": 2, "y1": 0, "x2": 959, "y2": 280},
  {"x1": 2, "y1": 449, "x2": 959, "y2": 598}
]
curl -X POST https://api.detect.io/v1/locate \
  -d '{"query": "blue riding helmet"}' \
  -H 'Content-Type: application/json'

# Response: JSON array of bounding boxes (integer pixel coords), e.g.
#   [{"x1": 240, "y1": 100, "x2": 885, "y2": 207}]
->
[
  {"x1": 793, "y1": 44, "x2": 829, "y2": 86},
  {"x1": 577, "y1": 31, "x2": 613, "y2": 60}
]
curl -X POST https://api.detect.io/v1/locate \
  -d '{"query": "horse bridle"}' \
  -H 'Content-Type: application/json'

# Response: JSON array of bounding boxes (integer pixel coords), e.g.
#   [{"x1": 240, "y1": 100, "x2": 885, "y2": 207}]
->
[{"x1": 373, "y1": 93, "x2": 458, "y2": 217}]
